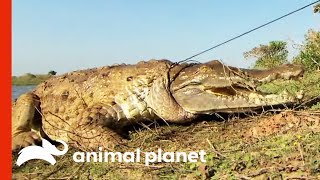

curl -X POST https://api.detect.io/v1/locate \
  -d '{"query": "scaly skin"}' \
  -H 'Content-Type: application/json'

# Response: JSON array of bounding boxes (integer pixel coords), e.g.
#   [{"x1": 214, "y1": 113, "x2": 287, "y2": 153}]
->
[{"x1": 12, "y1": 60, "x2": 304, "y2": 151}]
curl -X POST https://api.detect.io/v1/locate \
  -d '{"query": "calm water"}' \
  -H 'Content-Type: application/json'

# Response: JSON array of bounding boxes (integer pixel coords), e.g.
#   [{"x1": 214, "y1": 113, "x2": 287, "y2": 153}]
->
[{"x1": 12, "y1": 85, "x2": 36, "y2": 102}]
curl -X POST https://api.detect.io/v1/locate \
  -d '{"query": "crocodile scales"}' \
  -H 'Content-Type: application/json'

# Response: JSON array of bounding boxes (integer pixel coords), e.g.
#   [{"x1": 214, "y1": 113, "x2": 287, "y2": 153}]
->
[{"x1": 12, "y1": 60, "x2": 304, "y2": 150}]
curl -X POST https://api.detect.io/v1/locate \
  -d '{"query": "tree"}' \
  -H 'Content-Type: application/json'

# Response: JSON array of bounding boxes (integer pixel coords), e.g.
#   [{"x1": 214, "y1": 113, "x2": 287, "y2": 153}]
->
[
  {"x1": 314, "y1": 3, "x2": 320, "y2": 13},
  {"x1": 244, "y1": 41, "x2": 288, "y2": 69},
  {"x1": 48, "y1": 70, "x2": 57, "y2": 75},
  {"x1": 293, "y1": 30, "x2": 320, "y2": 71}
]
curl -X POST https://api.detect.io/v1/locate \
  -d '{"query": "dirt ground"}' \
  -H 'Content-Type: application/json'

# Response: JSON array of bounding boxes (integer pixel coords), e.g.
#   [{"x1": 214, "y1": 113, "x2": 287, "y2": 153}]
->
[{"x1": 12, "y1": 109, "x2": 320, "y2": 180}]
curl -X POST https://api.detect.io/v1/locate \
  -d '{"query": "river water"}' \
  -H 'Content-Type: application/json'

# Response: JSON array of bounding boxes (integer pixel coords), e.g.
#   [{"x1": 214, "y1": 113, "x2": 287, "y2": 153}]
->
[{"x1": 12, "y1": 85, "x2": 36, "y2": 102}]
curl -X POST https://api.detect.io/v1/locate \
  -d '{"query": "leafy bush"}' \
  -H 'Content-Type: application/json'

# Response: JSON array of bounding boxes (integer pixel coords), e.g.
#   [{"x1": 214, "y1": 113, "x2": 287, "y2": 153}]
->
[
  {"x1": 244, "y1": 41, "x2": 288, "y2": 69},
  {"x1": 293, "y1": 30, "x2": 320, "y2": 72},
  {"x1": 48, "y1": 70, "x2": 57, "y2": 75},
  {"x1": 314, "y1": 3, "x2": 320, "y2": 13}
]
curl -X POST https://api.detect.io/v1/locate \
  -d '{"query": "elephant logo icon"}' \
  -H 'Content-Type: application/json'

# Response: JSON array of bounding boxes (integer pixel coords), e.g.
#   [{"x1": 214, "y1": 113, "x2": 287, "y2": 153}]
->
[{"x1": 16, "y1": 139, "x2": 68, "y2": 166}]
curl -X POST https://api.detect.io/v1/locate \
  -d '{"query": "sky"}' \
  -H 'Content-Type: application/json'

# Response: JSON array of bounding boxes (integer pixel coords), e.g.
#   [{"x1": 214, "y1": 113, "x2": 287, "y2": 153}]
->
[{"x1": 12, "y1": 0, "x2": 320, "y2": 76}]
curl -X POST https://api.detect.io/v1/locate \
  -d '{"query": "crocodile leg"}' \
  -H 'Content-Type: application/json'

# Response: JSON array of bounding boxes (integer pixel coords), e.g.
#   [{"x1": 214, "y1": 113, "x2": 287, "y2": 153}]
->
[
  {"x1": 12, "y1": 93, "x2": 42, "y2": 151},
  {"x1": 67, "y1": 106, "x2": 126, "y2": 151}
]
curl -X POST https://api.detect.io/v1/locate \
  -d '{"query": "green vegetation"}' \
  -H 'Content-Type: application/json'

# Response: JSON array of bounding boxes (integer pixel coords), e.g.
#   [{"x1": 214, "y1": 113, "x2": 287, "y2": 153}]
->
[
  {"x1": 258, "y1": 71, "x2": 320, "y2": 95},
  {"x1": 246, "y1": 29, "x2": 320, "y2": 111},
  {"x1": 258, "y1": 71, "x2": 320, "y2": 111},
  {"x1": 12, "y1": 72, "x2": 54, "y2": 86},
  {"x1": 244, "y1": 41, "x2": 288, "y2": 69},
  {"x1": 293, "y1": 30, "x2": 320, "y2": 71},
  {"x1": 48, "y1": 70, "x2": 57, "y2": 75},
  {"x1": 246, "y1": 30, "x2": 320, "y2": 72},
  {"x1": 314, "y1": 3, "x2": 320, "y2": 13}
]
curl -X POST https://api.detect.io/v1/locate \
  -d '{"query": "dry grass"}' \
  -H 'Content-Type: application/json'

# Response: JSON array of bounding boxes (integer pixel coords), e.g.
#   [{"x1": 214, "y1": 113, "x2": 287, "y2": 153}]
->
[{"x1": 12, "y1": 110, "x2": 320, "y2": 179}]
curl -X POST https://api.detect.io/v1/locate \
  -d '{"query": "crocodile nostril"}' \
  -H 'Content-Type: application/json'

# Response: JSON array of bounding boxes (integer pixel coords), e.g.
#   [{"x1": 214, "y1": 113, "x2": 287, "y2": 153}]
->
[{"x1": 61, "y1": 91, "x2": 69, "y2": 100}]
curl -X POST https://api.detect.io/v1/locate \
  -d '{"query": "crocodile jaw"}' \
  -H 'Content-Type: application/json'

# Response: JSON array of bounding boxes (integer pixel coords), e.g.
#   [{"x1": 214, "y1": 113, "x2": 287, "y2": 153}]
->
[
  {"x1": 170, "y1": 61, "x2": 303, "y2": 114},
  {"x1": 172, "y1": 87, "x2": 296, "y2": 114}
]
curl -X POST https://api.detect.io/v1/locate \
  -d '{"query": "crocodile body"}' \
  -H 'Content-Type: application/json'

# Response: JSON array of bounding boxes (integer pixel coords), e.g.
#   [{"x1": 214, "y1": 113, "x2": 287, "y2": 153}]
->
[{"x1": 12, "y1": 60, "x2": 304, "y2": 150}]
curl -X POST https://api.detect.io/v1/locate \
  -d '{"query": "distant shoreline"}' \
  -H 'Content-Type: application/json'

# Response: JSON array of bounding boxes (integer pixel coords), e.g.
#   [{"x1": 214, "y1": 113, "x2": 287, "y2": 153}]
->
[{"x1": 12, "y1": 73, "x2": 53, "y2": 86}]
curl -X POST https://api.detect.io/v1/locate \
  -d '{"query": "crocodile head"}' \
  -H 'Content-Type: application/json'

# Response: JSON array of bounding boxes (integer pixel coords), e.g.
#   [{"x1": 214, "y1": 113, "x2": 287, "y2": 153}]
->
[{"x1": 170, "y1": 60, "x2": 304, "y2": 114}]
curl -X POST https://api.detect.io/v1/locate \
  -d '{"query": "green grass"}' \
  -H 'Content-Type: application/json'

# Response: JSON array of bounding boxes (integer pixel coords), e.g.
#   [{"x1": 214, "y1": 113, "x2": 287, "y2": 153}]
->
[
  {"x1": 12, "y1": 73, "x2": 52, "y2": 86},
  {"x1": 257, "y1": 71, "x2": 320, "y2": 102},
  {"x1": 257, "y1": 71, "x2": 320, "y2": 111}
]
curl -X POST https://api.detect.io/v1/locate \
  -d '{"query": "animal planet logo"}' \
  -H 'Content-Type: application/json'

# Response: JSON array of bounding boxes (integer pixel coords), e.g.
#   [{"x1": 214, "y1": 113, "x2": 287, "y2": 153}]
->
[{"x1": 16, "y1": 139, "x2": 68, "y2": 166}]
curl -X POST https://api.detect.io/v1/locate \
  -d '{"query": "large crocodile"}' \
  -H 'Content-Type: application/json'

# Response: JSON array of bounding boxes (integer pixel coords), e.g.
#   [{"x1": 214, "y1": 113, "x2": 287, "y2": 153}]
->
[{"x1": 12, "y1": 60, "x2": 304, "y2": 151}]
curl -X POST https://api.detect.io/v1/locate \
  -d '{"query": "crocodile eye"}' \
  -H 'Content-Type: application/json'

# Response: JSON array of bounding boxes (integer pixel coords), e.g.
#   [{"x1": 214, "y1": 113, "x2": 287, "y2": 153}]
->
[
  {"x1": 188, "y1": 81, "x2": 201, "y2": 86},
  {"x1": 127, "y1": 76, "x2": 133, "y2": 81}
]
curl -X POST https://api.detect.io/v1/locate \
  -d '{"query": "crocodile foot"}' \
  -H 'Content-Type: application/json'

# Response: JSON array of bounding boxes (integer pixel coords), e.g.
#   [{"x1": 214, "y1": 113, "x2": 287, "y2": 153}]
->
[{"x1": 12, "y1": 131, "x2": 41, "y2": 151}]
